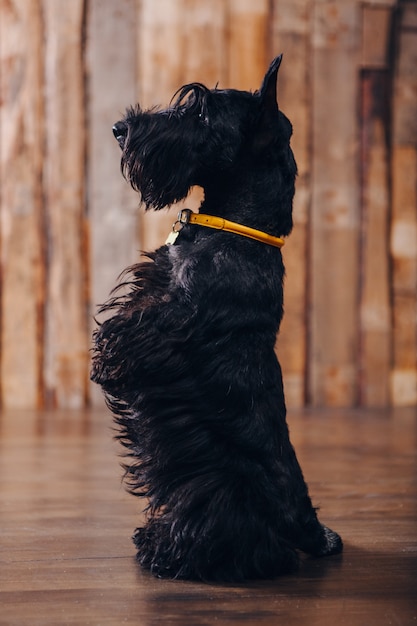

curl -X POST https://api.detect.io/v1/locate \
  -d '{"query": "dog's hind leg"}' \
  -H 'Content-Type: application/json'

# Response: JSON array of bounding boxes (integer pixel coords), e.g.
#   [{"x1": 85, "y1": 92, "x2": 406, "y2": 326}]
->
[
  {"x1": 132, "y1": 475, "x2": 302, "y2": 583},
  {"x1": 133, "y1": 520, "x2": 300, "y2": 583}
]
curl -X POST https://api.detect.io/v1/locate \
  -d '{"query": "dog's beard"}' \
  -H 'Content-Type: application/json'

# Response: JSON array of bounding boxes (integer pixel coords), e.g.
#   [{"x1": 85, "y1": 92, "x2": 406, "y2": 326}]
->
[
  {"x1": 120, "y1": 128, "x2": 197, "y2": 210},
  {"x1": 121, "y1": 153, "x2": 194, "y2": 210}
]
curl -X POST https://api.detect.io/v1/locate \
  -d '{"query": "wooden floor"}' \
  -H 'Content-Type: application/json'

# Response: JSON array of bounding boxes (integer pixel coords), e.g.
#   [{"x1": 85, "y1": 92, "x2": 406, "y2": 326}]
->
[{"x1": 0, "y1": 406, "x2": 416, "y2": 625}]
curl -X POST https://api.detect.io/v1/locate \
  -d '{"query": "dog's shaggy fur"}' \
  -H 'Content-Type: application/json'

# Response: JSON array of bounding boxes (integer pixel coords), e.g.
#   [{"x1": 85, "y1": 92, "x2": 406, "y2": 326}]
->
[{"x1": 91, "y1": 56, "x2": 343, "y2": 582}]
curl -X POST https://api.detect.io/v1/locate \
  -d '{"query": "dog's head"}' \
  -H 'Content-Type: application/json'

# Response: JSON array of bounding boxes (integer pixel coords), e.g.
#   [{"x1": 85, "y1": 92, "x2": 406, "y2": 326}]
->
[{"x1": 113, "y1": 55, "x2": 295, "y2": 234}]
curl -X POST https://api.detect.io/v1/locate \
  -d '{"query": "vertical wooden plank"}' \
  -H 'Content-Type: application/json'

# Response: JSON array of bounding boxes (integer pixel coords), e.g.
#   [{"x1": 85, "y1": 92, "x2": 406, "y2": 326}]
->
[
  {"x1": 87, "y1": 1, "x2": 138, "y2": 313},
  {"x1": 361, "y1": 4, "x2": 392, "y2": 68},
  {"x1": 309, "y1": 1, "x2": 361, "y2": 407},
  {"x1": 391, "y1": 148, "x2": 417, "y2": 405},
  {"x1": 181, "y1": 0, "x2": 228, "y2": 87},
  {"x1": 139, "y1": 0, "x2": 186, "y2": 109},
  {"x1": 227, "y1": 0, "x2": 270, "y2": 89},
  {"x1": 271, "y1": 0, "x2": 310, "y2": 408},
  {"x1": 138, "y1": 0, "x2": 227, "y2": 253},
  {"x1": 87, "y1": 0, "x2": 139, "y2": 406},
  {"x1": 0, "y1": 0, "x2": 45, "y2": 408},
  {"x1": 359, "y1": 71, "x2": 391, "y2": 406},
  {"x1": 358, "y1": 4, "x2": 393, "y2": 407},
  {"x1": 43, "y1": 0, "x2": 89, "y2": 408},
  {"x1": 139, "y1": 0, "x2": 227, "y2": 106},
  {"x1": 390, "y1": 2, "x2": 417, "y2": 406}
]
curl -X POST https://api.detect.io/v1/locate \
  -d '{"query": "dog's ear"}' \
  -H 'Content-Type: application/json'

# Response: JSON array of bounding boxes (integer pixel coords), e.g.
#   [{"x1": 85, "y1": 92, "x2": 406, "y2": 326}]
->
[
  {"x1": 253, "y1": 55, "x2": 284, "y2": 154},
  {"x1": 259, "y1": 54, "x2": 282, "y2": 113}
]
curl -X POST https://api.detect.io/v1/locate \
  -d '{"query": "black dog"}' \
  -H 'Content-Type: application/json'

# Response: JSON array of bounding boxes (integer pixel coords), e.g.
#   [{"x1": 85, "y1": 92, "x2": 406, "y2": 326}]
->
[{"x1": 91, "y1": 56, "x2": 342, "y2": 582}]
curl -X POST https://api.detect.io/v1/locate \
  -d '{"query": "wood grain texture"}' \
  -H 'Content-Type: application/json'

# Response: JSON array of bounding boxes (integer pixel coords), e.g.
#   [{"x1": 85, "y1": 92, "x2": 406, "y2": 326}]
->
[
  {"x1": 359, "y1": 5, "x2": 392, "y2": 407},
  {"x1": 86, "y1": 0, "x2": 140, "y2": 406},
  {"x1": 390, "y1": 147, "x2": 417, "y2": 405},
  {"x1": 309, "y1": 1, "x2": 361, "y2": 406},
  {"x1": 227, "y1": 0, "x2": 270, "y2": 89},
  {"x1": 273, "y1": 0, "x2": 310, "y2": 407},
  {"x1": 0, "y1": 0, "x2": 45, "y2": 408},
  {"x1": 43, "y1": 0, "x2": 89, "y2": 408},
  {"x1": 0, "y1": 406, "x2": 416, "y2": 624},
  {"x1": 390, "y1": 2, "x2": 417, "y2": 406},
  {"x1": 87, "y1": 0, "x2": 139, "y2": 311},
  {"x1": 0, "y1": 0, "x2": 415, "y2": 410},
  {"x1": 361, "y1": 4, "x2": 392, "y2": 68},
  {"x1": 359, "y1": 80, "x2": 391, "y2": 406}
]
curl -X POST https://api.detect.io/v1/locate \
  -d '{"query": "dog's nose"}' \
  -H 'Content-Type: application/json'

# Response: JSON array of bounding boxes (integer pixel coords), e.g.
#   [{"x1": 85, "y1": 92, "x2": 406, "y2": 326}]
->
[{"x1": 112, "y1": 122, "x2": 128, "y2": 147}]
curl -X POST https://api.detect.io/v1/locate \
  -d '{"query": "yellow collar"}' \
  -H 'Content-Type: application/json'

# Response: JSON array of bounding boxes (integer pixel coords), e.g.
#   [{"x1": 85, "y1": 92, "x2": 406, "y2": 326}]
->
[{"x1": 166, "y1": 209, "x2": 285, "y2": 248}]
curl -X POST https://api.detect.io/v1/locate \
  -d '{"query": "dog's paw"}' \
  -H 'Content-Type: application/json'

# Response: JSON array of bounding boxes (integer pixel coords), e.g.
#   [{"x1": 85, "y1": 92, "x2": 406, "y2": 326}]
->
[{"x1": 317, "y1": 525, "x2": 343, "y2": 556}]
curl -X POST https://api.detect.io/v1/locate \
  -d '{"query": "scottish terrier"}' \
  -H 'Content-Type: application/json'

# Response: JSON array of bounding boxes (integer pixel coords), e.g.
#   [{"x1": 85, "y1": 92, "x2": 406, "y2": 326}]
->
[{"x1": 91, "y1": 55, "x2": 343, "y2": 582}]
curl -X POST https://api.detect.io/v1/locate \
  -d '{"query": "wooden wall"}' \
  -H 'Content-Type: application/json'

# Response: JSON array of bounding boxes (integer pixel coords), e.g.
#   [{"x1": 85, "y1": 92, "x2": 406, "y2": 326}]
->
[{"x1": 0, "y1": 0, "x2": 416, "y2": 410}]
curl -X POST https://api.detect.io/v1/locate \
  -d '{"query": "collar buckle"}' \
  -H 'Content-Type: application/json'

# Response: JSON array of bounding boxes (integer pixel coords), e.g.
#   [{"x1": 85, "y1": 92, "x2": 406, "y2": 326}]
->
[{"x1": 178, "y1": 208, "x2": 192, "y2": 225}]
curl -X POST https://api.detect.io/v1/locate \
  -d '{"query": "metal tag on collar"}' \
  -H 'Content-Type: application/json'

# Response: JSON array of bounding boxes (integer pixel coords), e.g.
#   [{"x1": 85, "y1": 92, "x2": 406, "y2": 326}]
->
[
  {"x1": 165, "y1": 230, "x2": 180, "y2": 245},
  {"x1": 165, "y1": 208, "x2": 193, "y2": 245}
]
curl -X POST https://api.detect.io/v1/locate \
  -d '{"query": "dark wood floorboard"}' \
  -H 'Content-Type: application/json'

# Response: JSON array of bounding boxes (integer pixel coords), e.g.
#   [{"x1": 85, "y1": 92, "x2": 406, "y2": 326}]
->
[{"x1": 0, "y1": 406, "x2": 416, "y2": 625}]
